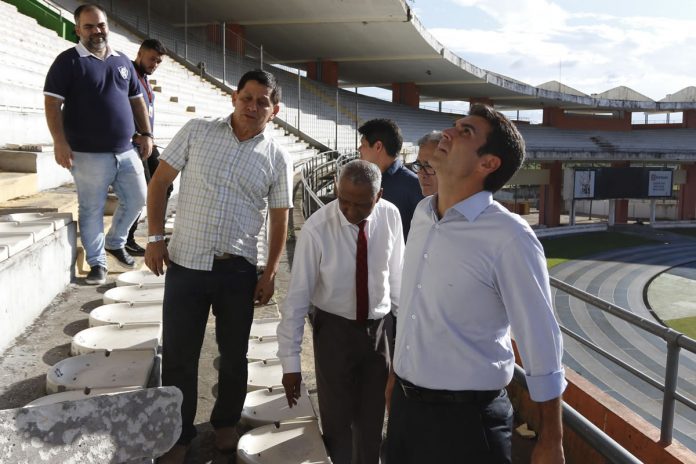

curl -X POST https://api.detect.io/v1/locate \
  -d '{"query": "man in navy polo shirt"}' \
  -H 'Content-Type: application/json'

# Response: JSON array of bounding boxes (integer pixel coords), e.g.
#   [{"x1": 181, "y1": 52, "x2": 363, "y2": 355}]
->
[
  {"x1": 358, "y1": 118, "x2": 423, "y2": 239},
  {"x1": 44, "y1": 3, "x2": 153, "y2": 285}
]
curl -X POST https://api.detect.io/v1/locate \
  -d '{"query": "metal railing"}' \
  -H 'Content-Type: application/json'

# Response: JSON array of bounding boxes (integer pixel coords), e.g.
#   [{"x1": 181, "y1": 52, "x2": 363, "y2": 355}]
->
[{"x1": 550, "y1": 276, "x2": 696, "y2": 446}]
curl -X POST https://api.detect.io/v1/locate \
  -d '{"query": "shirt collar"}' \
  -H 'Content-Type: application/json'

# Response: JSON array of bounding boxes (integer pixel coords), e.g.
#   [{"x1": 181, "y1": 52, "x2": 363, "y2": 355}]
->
[
  {"x1": 385, "y1": 158, "x2": 402, "y2": 175},
  {"x1": 75, "y1": 41, "x2": 119, "y2": 59},
  {"x1": 335, "y1": 200, "x2": 376, "y2": 228},
  {"x1": 224, "y1": 114, "x2": 269, "y2": 142},
  {"x1": 452, "y1": 190, "x2": 493, "y2": 222}
]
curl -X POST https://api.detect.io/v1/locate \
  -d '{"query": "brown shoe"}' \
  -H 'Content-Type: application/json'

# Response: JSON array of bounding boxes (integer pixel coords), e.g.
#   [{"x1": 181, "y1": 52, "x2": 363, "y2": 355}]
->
[
  {"x1": 156, "y1": 444, "x2": 188, "y2": 464},
  {"x1": 214, "y1": 426, "x2": 240, "y2": 453}
]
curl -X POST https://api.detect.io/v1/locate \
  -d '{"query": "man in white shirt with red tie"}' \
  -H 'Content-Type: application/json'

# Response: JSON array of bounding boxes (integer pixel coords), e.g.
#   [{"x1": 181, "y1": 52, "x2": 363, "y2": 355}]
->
[{"x1": 277, "y1": 159, "x2": 404, "y2": 464}]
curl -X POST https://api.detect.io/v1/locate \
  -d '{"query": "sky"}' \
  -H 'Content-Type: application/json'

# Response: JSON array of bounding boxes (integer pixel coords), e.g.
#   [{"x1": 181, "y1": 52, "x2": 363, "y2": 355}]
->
[{"x1": 410, "y1": 0, "x2": 696, "y2": 102}]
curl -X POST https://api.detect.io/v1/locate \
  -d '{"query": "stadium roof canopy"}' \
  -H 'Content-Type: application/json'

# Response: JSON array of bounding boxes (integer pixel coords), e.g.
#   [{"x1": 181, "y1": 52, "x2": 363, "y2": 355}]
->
[{"x1": 163, "y1": 0, "x2": 696, "y2": 112}]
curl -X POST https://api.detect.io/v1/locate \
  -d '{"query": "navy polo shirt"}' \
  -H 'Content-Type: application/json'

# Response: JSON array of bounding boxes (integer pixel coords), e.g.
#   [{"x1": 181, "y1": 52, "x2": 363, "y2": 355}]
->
[
  {"x1": 44, "y1": 43, "x2": 142, "y2": 153},
  {"x1": 381, "y1": 158, "x2": 423, "y2": 239}
]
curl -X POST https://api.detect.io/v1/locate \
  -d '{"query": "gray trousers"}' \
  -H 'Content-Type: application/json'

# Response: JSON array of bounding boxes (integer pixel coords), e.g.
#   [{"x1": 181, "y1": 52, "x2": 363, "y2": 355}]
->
[{"x1": 312, "y1": 309, "x2": 392, "y2": 464}]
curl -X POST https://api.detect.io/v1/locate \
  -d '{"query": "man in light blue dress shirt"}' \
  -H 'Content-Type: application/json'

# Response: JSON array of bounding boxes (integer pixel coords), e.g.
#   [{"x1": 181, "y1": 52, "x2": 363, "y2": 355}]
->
[{"x1": 386, "y1": 104, "x2": 567, "y2": 463}]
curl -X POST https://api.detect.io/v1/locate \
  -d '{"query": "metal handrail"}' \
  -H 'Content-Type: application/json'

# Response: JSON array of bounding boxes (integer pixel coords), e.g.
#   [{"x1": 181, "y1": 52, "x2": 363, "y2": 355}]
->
[{"x1": 550, "y1": 276, "x2": 696, "y2": 445}]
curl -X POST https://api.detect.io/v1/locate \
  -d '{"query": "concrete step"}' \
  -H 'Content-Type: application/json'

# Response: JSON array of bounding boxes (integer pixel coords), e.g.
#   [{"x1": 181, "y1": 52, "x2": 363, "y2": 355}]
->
[{"x1": 0, "y1": 171, "x2": 37, "y2": 202}]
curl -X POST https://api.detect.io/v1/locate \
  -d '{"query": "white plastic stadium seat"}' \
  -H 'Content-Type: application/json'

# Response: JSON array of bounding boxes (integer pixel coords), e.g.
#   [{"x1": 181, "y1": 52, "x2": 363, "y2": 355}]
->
[
  {"x1": 249, "y1": 318, "x2": 281, "y2": 339},
  {"x1": 89, "y1": 302, "x2": 162, "y2": 327},
  {"x1": 25, "y1": 386, "x2": 141, "y2": 407},
  {"x1": 117, "y1": 269, "x2": 166, "y2": 287},
  {"x1": 46, "y1": 349, "x2": 155, "y2": 393},
  {"x1": 236, "y1": 419, "x2": 330, "y2": 464},
  {"x1": 70, "y1": 323, "x2": 162, "y2": 355},
  {"x1": 247, "y1": 337, "x2": 280, "y2": 363},
  {"x1": 247, "y1": 359, "x2": 284, "y2": 392},
  {"x1": 103, "y1": 285, "x2": 165, "y2": 304},
  {"x1": 241, "y1": 385, "x2": 315, "y2": 428}
]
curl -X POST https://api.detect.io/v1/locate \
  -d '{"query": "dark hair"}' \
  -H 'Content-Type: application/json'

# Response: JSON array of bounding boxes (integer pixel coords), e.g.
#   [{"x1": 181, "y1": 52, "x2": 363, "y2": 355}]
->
[
  {"x1": 469, "y1": 104, "x2": 525, "y2": 192},
  {"x1": 74, "y1": 3, "x2": 106, "y2": 24},
  {"x1": 237, "y1": 69, "x2": 281, "y2": 105},
  {"x1": 140, "y1": 38, "x2": 166, "y2": 55},
  {"x1": 358, "y1": 118, "x2": 403, "y2": 158}
]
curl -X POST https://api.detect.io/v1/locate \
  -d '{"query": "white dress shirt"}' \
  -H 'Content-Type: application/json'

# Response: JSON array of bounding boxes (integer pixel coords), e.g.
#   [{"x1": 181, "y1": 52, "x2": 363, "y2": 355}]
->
[
  {"x1": 162, "y1": 116, "x2": 293, "y2": 270},
  {"x1": 394, "y1": 191, "x2": 567, "y2": 402},
  {"x1": 277, "y1": 199, "x2": 404, "y2": 373}
]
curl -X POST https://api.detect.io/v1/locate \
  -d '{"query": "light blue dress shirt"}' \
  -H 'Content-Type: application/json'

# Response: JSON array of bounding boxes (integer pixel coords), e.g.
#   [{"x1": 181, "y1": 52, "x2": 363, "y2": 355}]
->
[{"x1": 394, "y1": 191, "x2": 567, "y2": 402}]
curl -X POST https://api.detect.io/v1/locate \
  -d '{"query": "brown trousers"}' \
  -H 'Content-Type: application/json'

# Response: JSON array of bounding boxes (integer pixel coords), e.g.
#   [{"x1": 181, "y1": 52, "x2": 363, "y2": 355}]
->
[{"x1": 312, "y1": 308, "x2": 392, "y2": 464}]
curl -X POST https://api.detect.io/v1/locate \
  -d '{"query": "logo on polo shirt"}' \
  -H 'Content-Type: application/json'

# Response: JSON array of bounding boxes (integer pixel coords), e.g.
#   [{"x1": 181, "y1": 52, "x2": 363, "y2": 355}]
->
[{"x1": 118, "y1": 66, "x2": 129, "y2": 80}]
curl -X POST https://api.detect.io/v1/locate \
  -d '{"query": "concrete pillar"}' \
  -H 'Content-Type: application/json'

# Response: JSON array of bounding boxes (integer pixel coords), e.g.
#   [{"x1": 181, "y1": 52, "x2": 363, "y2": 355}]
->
[
  {"x1": 538, "y1": 161, "x2": 562, "y2": 227},
  {"x1": 206, "y1": 23, "x2": 245, "y2": 55},
  {"x1": 305, "y1": 60, "x2": 339, "y2": 87},
  {"x1": 392, "y1": 82, "x2": 419, "y2": 108},
  {"x1": 684, "y1": 110, "x2": 696, "y2": 129},
  {"x1": 678, "y1": 163, "x2": 696, "y2": 220},
  {"x1": 611, "y1": 161, "x2": 629, "y2": 224}
]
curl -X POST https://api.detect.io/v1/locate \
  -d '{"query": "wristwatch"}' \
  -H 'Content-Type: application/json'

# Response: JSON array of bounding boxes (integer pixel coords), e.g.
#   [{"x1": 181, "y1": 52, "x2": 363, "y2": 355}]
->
[
  {"x1": 139, "y1": 132, "x2": 154, "y2": 139},
  {"x1": 148, "y1": 235, "x2": 165, "y2": 243}
]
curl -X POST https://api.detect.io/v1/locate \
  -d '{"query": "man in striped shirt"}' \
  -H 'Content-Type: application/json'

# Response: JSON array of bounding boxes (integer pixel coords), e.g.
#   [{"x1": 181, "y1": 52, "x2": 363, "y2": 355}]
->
[{"x1": 145, "y1": 69, "x2": 293, "y2": 463}]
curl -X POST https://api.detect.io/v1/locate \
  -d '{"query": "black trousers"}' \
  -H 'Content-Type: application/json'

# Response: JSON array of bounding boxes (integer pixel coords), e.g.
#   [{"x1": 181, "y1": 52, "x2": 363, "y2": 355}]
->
[
  {"x1": 386, "y1": 378, "x2": 513, "y2": 464},
  {"x1": 162, "y1": 258, "x2": 257, "y2": 445},
  {"x1": 313, "y1": 309, "x2": 392, "y2": 464}
]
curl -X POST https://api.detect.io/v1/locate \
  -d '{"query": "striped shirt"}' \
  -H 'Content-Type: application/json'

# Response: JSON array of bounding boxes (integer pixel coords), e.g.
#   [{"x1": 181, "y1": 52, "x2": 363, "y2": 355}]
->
[{"x1": 162, "y1": 116, "x2": 293, "y2": 270}]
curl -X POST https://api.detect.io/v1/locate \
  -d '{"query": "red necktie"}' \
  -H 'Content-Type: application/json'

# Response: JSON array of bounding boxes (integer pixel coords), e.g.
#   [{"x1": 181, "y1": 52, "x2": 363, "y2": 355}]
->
[{"x1": 356, "y1": 220, "x2": 368, "y2": 324}]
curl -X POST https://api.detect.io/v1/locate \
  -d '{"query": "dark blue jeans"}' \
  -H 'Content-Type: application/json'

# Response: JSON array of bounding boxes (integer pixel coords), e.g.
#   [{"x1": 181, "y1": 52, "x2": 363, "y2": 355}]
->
[
  {"x1": 162, "y1": 258, "x2": 257, "y2": 445},
  {"x1": 386, "y1": 380, "x2": 513, "y2": 463}
]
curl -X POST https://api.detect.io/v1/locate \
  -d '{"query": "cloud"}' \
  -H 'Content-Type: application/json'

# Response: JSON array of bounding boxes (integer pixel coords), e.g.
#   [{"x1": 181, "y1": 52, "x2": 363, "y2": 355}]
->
[{"x1": 431, "y1": 0, "x2": 696, "y2": 100}]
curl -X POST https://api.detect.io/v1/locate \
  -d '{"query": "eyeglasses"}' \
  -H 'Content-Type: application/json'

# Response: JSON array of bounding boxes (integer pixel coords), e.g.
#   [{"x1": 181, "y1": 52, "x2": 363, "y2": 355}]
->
[{"x1": 411, "y1": 161, "x2": 435, "y2": 176}]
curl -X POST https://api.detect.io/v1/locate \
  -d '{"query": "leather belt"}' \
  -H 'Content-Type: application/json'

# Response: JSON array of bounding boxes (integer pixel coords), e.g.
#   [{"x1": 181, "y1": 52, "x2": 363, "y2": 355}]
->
[
  {"x1": 214, "y1": 252, "x2": 242, "y2": 260},
  {"x1": 397, "y1": 376, "x2": 501, "y2": 404}
]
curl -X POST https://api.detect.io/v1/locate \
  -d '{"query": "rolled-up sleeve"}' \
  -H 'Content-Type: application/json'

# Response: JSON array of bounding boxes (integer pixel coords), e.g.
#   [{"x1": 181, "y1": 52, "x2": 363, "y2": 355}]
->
[{"x1": 494, "y1": 229, "x2": 567, "y2": 402}]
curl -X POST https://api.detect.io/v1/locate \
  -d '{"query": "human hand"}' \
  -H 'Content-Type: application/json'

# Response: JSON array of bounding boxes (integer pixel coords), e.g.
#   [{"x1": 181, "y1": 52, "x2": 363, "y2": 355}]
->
[
  {"x1": 144, "y1": 240, "x2": 169, "y2": 276},
  {"x1": 54, "y1": 141, "x2": 73, "y2": 169},
  {"x1": 134, "y1": 135, "x2": 154, "y2": 159},
  {"x1": 254, "y1": 272, "x2": 275, "y2": 305},
  {"x1": 282, "y1": 372, "x2": 302, "y2": 408}
]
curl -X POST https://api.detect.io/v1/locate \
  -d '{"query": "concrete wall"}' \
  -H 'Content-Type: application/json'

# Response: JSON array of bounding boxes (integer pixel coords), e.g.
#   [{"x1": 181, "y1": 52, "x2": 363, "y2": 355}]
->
[
  {"x1": 571, "y1": 199, "x2": 678, "y2": 220},
  {"x1": 0, "y1": 223, "x2": 76, "y2": 354}
]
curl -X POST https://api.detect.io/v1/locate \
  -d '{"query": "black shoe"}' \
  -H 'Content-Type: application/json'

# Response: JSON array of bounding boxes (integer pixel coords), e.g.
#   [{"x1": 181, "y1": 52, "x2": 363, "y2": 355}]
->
[
  {"x1": 85, "y1": 265, "x2": 107, "y2": 285},
  {"x1": 105, "y1": 247, "x2": 136, "y2": 269},
  {"x1": 125, "y1": 240, "x2": 146, "y2": 256}
]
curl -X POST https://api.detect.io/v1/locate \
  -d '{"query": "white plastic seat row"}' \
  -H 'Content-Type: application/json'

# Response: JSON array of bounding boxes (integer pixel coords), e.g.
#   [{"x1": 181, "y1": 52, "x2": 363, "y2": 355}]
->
[
  {"x1": 89, "y1": 302, "x2": 162, "y2": 327},
  {"x1": 0, "y1": 213, "x2": 73, "y2": 260}
]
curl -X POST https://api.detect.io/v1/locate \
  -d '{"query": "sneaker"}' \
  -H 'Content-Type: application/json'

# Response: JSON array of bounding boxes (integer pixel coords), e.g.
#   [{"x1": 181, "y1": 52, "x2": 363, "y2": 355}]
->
[
  {"x1": 105, "y1": 247, "x2": 136, "y2": 269},
  {"x1": 125, "y1": 239, "x2": 146, "y2": 256},
  {"x1": 85, "y1": 265, "x2": 107, "y2": 285}
]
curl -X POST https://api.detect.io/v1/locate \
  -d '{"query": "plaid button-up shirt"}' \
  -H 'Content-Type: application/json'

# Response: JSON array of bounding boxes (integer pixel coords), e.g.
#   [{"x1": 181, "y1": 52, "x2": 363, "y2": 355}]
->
[{"x1": 162, "y1": 115, "x2": 293, "y2": 271}]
